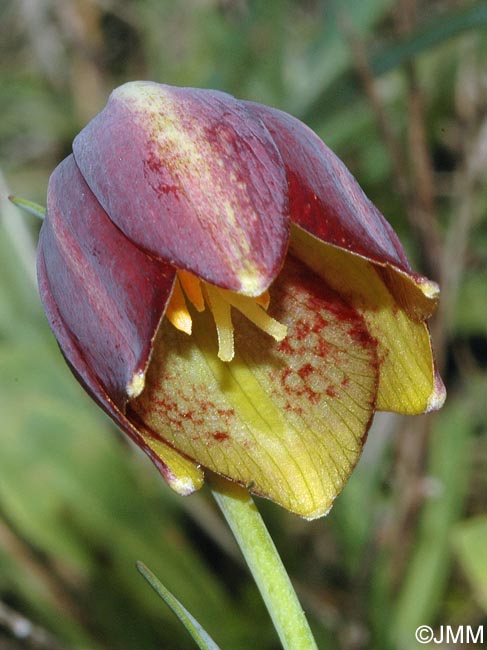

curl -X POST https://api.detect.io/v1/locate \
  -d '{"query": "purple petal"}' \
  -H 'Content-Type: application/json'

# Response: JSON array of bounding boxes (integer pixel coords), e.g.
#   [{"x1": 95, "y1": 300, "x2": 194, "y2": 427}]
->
[
  {"x1": 38, "y1": 154, "x2": 175, "y2": 407},
  {"x1": 73, "y1": 81, "x2": 290, "y2": 296},
  {"x1": 246, "y1": 102, "x2": 411, "y2": 268},
  {"x1": 246, "y1": 101, "x2": 441, "y2": 318}
]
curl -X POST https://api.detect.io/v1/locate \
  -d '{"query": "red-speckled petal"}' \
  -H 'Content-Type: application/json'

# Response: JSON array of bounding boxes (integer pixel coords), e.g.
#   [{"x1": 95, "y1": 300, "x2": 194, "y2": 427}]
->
[
  {"x1": 290, "y1": 224, "x2": 446, "y2": 414},
  {"x1": 39, "y1": 154, "x2": 176, "y2": 407},
  {"x1": 246, "y1": 102, "x2": 439, "y2": 319},
  {"x1": 73, "y1": 81, "x2": 290, "y2": 297},
  {"x1": 130, "y1": 255, "x2": 379, "y2": 518}
]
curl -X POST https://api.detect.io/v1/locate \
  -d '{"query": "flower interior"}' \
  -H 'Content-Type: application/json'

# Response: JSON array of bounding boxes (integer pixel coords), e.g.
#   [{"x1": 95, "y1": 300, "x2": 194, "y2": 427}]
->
[{"x1": 165, "y1": 270, "x2": 288, "y2": 362}]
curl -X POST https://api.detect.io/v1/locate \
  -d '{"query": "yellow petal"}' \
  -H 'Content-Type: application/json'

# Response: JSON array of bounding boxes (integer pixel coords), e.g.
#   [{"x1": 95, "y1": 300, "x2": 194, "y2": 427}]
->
[
  {"x1": 131, "y1": 257, "x2": 378, "y2": 518},
  {"x1": 290, "y1": 224, "x2": 445, "y2": 414}
]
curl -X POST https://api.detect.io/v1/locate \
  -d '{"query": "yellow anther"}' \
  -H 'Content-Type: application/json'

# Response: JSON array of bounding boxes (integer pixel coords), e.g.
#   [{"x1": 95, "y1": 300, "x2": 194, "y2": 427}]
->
[
  {"x1": 165, "y1": 277, "x2": 192, "y2": 335},
  {"x1": 178, "y1": 269, "x2": 205, "y2": 312}
]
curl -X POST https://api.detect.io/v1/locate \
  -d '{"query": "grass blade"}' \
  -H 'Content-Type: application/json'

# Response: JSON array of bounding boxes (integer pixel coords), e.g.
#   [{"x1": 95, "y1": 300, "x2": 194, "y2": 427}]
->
[
  {"x1": 136, "y1": 561, "x2": 221, "y2": 650},
  {"x1": 303, "y1": 2, "x2": 487, "y2": 125},
  {"x1": 8, "y1": 195, "x2": 46, "y2": 220}
]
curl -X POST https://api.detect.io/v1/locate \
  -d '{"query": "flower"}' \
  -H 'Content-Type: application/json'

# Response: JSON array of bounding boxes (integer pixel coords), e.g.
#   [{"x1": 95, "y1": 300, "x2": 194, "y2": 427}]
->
[{"x1": 38, "y1": 81, "x2": 445, "y2": 518}]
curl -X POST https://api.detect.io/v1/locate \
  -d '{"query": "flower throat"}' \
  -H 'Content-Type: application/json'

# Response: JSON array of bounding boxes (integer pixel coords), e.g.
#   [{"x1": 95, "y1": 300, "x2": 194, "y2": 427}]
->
[{"x1": 165, "y1": 270, "x2": 287, "y2": 362}]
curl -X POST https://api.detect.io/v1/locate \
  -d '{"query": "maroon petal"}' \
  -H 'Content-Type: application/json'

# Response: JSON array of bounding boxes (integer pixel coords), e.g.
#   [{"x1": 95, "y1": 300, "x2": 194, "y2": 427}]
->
[
  {"x1": 38, "y1": 247, "x2": 203, "y2": 493},
  {"x1": 246, "y1": 102, "x2": 410, "y2": 267},
  {"x1": 73, "y1": 81, "x2": 290, "y2": 296},
  {"x1": 38, "y1": 154, "x2": 175, "y2": 408},
  {"x1": 246, "y1": 102, "x2": 439, "y2": 318}
]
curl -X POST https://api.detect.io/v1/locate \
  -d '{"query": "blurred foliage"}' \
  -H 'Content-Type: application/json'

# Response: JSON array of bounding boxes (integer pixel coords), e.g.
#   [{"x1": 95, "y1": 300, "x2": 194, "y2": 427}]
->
[{"x1": 0, "y1": 0, "x2": 486, "y2": 649}]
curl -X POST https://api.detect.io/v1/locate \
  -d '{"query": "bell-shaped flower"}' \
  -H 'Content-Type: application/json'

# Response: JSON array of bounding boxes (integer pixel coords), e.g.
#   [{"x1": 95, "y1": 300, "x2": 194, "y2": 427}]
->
[{"x1": 37, "y1": 81, "x2": 445, "y2": 518}]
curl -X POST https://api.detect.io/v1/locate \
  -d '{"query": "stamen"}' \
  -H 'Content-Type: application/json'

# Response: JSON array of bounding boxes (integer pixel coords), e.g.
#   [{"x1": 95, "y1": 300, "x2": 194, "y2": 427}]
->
[
  {"x1": 219, "y1": 289, "x2": 287, "y2": 342},
  {"x1": 165, "y1": 278, "x2": 192, "y2": 334},
  {"x1": 166, "y1": 270, "x2": 287, "y2": 362},
  {"x1": 178, "y1": 269, "x2": 205, "y2": 312},
  {"x1": 204, "y1": 285, "x2": 235, "y2": 362}
]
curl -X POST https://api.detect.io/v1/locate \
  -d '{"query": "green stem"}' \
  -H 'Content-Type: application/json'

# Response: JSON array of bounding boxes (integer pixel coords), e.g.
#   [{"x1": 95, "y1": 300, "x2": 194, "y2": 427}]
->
[{"x1": 209, "y1": 473, "x2": 318, "y2": 650}]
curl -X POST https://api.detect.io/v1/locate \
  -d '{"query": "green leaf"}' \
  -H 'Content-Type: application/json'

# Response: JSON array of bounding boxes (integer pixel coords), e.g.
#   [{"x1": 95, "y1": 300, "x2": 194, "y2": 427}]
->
[
  {"x1": 302, "y1": 2, "x2": 487, "y2": 125},
  {"x1": 0, "y1": 334, "x2": 258, "y2": 648},
  {"x1": 290, "y1": 0, "x2": 391, "y2": 115},
  {"x1": 8, "y1": 195, "x2": 46, "y2": 220},
  {"x1": 455, "y1": 271, "x2": 487, "y2": 335},
  {"x1": 452, "y1": 516, "x2": 487, "y2": 613},
  {"x1": 373, "y1": 2, "x2": 487, "y2": 76},
  {"x1": 136, "y1": 562, "x2": 221, "y2": 650},
  {"x1": 391, "y1": 377, "x2": 486, "y2": 647}
]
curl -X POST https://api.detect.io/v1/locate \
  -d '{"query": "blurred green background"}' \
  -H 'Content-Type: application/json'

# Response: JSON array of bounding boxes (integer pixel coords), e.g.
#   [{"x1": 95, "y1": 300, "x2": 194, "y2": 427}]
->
[{"x1": 0, "y1": 1, "x2": 486, "y2": 648}]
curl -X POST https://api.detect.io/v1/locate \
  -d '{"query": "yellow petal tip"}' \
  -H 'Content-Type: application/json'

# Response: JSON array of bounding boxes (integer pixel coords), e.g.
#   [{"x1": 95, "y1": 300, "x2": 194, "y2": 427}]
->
[
  {"x1": 237, "y1": 269, "x2": 270, "y2": 297},
  {"x1": 168, "y1": 474, "x2": 203, "y2": 495},
  {"x1": 127, "y1": 370, "x2": 145, "y2": 398},
  {"x1": 302, "y1": 501, "x2": 334, "y2": 521},
  {"x1": 425, "y1": 373, "x2": 447, "y2": 413},
  {"x1": 419, "y1": 278, "x2": 440, "y2": 300}
]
